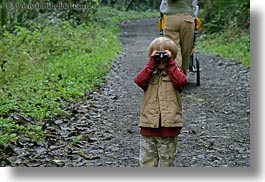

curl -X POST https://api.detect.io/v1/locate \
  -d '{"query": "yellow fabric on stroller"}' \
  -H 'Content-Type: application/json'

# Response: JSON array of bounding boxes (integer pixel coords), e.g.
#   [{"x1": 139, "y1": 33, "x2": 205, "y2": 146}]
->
[
  {"x1": 157, "y1": 13, "x2": 166, "y2": 32},
  {"x1": 157, "y1": 14, "x2": 201, "y2": 32}
]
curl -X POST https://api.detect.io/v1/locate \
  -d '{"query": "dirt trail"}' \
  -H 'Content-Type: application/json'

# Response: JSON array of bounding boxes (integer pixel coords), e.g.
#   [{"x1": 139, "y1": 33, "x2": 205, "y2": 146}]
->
[
  {"x1": 2, "y1": 18, "x2": 250, "y2": 167},
  {"x1": 112, "y1": 18, "x2": 250, "y2": 167}
]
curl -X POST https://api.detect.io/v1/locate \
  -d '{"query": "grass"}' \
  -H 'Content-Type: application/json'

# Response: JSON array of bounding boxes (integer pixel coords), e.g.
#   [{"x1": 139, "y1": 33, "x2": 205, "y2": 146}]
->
[
  {"x1": 196, "y1": 28, "x2": 250, "y2": 66},
  {"x1": 0, "y1": 6, "x2": 158, "y2": 147}
]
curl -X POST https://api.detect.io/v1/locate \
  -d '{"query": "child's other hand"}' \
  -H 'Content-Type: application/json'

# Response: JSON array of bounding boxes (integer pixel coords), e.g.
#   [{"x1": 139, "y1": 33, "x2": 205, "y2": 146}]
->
[
  {"x1": 151, "y1": 50, "x2": 157, "y2": 57},
  {"x1": 164, "y1": 50, "x2": 172, "y2": 59},
  {"x1": 147, "y1": 50, "x2": 157, "y2": 68},
  {"x1": 164, "y1": 50, "x2": 175, "y2": 66}
]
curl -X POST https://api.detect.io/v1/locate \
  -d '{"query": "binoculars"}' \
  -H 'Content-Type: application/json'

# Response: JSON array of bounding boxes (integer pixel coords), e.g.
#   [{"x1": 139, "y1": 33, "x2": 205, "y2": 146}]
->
[{"x1": 154, "y1": 51, "x2": 169, "y2": 63}]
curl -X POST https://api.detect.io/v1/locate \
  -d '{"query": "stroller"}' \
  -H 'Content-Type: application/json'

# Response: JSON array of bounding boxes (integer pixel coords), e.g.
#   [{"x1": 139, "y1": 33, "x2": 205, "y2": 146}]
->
[{"x1": 157, "y1": 14, "x2": 201, "y2": 86}]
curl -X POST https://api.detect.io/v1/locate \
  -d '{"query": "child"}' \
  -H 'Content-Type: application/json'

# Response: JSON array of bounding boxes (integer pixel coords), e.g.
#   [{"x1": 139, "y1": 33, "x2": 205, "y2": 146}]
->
[{"x1": 134, "y1": 37, "x2": 187, "y2": 167}]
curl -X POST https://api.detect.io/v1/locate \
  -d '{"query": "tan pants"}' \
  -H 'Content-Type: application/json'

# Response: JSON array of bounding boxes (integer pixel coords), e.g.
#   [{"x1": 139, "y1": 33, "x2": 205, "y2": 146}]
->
[
  {"x1": 139, "y1": 135, "x2": 177, "y2": 167},
  {"x1": 164, "y1": 14, "x2": 194, "y2": 75}
]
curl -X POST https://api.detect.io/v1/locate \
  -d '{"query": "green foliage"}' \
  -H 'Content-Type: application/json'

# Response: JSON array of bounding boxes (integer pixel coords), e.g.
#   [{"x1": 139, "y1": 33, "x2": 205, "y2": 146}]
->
[
  {"x1": 0, "y1": 117, "x2": 44, "y2": 148},
  {"x1": 197, "y1": 28, "x2": 250, "y2": 66},
  {"x1": 0, "y1": 0, "x2": 100, "y2": 34},
  {"x1": 0, "y1": 20, "x2": 120, "y2": 145},
  {"x1": 96, "y1": 6, "x2": 158, "y2": 24},
  {"x1": 0, "y1": 5, "x2": 156, "y2": 147},
  {"x1": 100, "y1": 0, "x2": 161, "y2": 11},
  {"x1": 0, "y1": 119, "x2": 17, "y2": 147},
  {"x1": 195, "y1": 1, "x2": 250, "y2": 66},
  {"x1": 198, "y1": 0, "x2": 250, "y2": 33}
]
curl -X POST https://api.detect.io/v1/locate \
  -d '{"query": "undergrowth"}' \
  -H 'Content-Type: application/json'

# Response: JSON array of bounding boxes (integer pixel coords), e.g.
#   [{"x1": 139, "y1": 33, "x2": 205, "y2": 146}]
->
[
  {"x1": 0, "y1": 6, "x2": 157, "y2": 147},
  {"x1": 197, "y1": 27, "x2": 250, "y2": 66}
]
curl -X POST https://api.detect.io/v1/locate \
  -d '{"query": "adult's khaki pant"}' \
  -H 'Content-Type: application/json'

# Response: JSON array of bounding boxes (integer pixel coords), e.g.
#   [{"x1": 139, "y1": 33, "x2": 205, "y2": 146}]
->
[{"x1": 164, "y1": 14, "x2": 194, "y2": 75}]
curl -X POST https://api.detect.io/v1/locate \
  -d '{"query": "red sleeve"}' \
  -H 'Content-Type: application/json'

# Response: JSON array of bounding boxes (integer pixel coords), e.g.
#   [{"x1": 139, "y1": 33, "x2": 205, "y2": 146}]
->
[
  {"x1": 134, "y1": 59, "x2": 156, "y2": 91},
  {"x1": 167, "y1": 58, "x2": 187, "y2": 93}
]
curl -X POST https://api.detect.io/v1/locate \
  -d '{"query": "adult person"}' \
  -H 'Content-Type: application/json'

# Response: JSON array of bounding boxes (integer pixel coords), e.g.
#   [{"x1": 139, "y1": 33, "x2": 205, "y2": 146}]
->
[{"x1": 161, "y1": 0, "x2": 198, "y2": 75}]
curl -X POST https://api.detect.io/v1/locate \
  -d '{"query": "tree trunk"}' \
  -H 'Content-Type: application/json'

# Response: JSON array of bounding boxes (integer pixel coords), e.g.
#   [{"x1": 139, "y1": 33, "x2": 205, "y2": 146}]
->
[
  {"x1": 107, "y1": 0, "x2": 112, "y2": 6},
  {"x1": 1, "y1": 0, "x2": 7, "y2": 29},
  {"x1": 125, "y1": 0, "x2": 133, "y2": 11},
  {"x1": 122, "y1": 0, "x2": 127, "y2": 9}
]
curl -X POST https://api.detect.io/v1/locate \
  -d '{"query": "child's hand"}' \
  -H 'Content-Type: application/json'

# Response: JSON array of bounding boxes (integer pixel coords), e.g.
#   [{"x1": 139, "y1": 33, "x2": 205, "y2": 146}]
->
[
  {"x1": 164, "y1": 50, "x2": 172, "y2": 59},
  {"x1": 147, "y1": 50, "x2": 157, "y2": 68},
  {"x1": 151, "y1": 50, "x2": 157, "y2": 57},
  {"x1": 164, "y1": 50, "x2": 176, "y2": 66}
]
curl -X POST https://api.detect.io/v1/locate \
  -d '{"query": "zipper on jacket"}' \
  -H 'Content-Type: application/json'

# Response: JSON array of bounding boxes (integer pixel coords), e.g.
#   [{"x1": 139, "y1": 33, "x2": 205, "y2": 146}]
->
[{"x1": 157, "y1": 74, "x2": 163, "y2": 127}]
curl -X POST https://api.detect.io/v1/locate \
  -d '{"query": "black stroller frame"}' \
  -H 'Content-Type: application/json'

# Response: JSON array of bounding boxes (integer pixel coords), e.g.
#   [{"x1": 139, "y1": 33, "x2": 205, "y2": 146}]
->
[{"x1": 189, "y1": 30, "x2": 200, "y2": 86}]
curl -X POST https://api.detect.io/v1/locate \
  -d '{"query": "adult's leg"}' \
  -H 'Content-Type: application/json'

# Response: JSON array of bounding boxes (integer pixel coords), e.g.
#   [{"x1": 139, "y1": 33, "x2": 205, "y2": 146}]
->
[
  {"x1": 179, "y1": 14, "x2": 195, "y2": 75},
  {"x1": 164, "y1": 15, "x2": 182, "y2": 68}
]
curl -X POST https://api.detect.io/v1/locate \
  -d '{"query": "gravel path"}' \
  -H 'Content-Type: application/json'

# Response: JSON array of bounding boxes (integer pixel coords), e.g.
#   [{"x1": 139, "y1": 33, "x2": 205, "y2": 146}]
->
[{"x1": 2, "y1": 18, "x2": 250, "y2": 167}]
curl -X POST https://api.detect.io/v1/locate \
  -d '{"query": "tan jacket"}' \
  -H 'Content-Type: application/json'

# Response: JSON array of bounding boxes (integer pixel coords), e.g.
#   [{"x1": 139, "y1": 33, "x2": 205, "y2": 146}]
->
[
  {"x1": 134, "y1": 56, "x2": 186, "y2": 128},
  {"x1": 139, "y1": 71, "x2": 183, "y2": 128}
]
